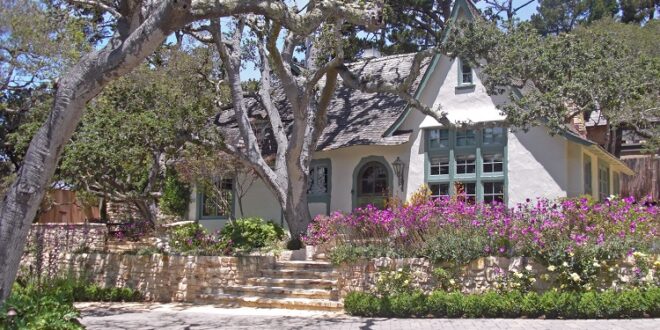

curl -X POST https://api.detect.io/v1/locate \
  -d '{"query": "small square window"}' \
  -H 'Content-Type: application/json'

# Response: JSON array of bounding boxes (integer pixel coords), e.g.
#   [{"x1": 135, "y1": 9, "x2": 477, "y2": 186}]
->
[
  {"x1": 483, "y1": 153, "x2": 503, "y2": 173},
  {"x1": 456, "y1": 130, "x2": 476, "y2": 147},
  {"x1": 201, "y1": 178, "x2": 233, "y2": 218},
  {"x1": 430, "y1": 157, "x2": 450, "y2": 176},
  {"x1": 456, "y1": 155, "x2": 476, "y2": 174},
  {"x1": 429, "y1": 129, "x2": 450, "y2": 149},
  {"x1": 429, "y1": 183, "x2": 450, "y2": 198},
  {"x1": 460, "y1": 60, "x2": 473, "y2": 85},
  {"x1": 483, "y1": 127, "x2": 505, "y2": 145},
  {"x1": 483, "y1": 181, "x2": 505, "y2": 204}
]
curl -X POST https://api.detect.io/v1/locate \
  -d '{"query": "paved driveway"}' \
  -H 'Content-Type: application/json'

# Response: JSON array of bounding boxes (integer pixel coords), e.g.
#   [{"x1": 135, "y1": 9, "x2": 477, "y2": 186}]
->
[{"x1": 77, "y1": 303, "x2": 660, "y2": 330}]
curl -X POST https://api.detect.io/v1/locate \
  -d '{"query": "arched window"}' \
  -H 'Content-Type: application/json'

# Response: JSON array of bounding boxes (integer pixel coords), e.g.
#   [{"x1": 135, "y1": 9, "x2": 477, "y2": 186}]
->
[{"x1": 357, "y1": 161, "x2": 389, "y2": 208}]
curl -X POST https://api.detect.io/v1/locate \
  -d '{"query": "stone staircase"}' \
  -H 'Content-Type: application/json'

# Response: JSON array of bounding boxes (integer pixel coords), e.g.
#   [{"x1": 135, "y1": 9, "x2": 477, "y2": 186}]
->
[{"x1": 198, "y1": 260, "x2": 343, "y2": 311}]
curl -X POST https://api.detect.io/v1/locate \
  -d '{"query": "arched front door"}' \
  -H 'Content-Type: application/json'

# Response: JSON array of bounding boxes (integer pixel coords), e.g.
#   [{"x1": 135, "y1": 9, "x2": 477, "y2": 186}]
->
[{"x1": 356, "y1": 161, "x2": 390, "y2": 208}]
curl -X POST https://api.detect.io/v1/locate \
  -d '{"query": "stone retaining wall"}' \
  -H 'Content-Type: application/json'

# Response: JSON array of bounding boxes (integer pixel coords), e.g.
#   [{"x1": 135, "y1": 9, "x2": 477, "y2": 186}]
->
[
  {"x1": 53, "y1": 253, "x2": 276, "y2": 302},
  {"x1": 337, "y1": 256, "x2": 651, "y2": 296},
  {"x1": 26, "y1": 223, "x2": 108, "y2": 253}
]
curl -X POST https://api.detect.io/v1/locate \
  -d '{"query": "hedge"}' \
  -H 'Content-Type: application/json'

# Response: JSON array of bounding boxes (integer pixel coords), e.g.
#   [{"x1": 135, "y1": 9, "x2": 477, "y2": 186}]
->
[{"x1": 344, "y1": 287, "x2": 660, "y2": 318}]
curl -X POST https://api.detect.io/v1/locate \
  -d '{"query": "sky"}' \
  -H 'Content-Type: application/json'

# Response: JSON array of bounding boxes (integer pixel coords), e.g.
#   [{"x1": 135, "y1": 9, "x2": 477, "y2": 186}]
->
[{"x1": 239, "y1": 0, "x2": 540, "y2": 81}]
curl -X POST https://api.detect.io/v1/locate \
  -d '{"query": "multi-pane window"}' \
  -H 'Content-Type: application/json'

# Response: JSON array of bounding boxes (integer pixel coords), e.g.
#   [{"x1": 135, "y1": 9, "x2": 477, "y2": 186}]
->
[
  {"x1": 483, "y1": 181, "x2": 505, "y2": 204},
  {"x1": 200, "y1": 179, "x2": 233, "y2": 219},
  {"x1": 482, "y1": 153, "x2": 503, "y2": 173},
  {"x1": 308, "y1": 163, "x2": 329, "y2": 195},
  {"x1": 598, "y1": 164, "x2": 610, "y2": 201},
  {"x1": 613, "y1": 172, "x2": 620, "y2": 195},
  {"x1": 429, "y1": 183, "x2": 450, "y2": 198},
  {"x1": 483, "y1": 127, "x2": 505, "y2": 145},
  {"x1": 458, "y1": 182, "x2": 477, "y2": 204},
  {"x1": 584, "y1": 154, "x2": 592, "y2": 195},
  {"x1": 430, "y1": 156, "x2": 450, "y2": 176},
  {"x1": 456, "y1": 155, "x2": 476, "y2": 174},
  {"x1": 460, "y1": 60, "x2": 473, "y2": 85},
  {"x1": 429, "y1": 129, "x2": 450, "y2": 149},
  {"x1": 456, "y1": 130, "x2": 476, "y2": 147},
  {"x1": 426, "y1": 126, "x2": 506, "y2": 203}
]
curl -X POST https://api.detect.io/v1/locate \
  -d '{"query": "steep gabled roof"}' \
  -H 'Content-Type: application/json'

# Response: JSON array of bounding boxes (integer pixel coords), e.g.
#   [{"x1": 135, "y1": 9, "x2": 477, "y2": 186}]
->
[{"x1": 217, "y1": 53, "x2": 431, "y2": 152}]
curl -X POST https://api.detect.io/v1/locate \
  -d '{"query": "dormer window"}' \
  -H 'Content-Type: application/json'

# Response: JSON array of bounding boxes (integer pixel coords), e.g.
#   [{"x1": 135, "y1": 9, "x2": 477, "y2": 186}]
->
[{"x1": 459, "y1": 59, "x2": 473, "y2": 85}]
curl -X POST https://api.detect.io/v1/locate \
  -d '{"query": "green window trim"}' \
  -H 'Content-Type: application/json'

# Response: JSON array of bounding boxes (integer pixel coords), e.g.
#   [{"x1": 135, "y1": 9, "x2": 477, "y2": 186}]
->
[
  {"x1": 457, "y1": 58, "x2": 475, "y2": 88},
  {"x1": 425, "y1": 126, "x2": 508, "y2": 204},
  {"x1": 196, "y1": 178, "x2": 235, "y2": 220},
  {"x1": 307, "y1": 158, "x2": 332, "y2": 215},
  {"x1": 598, "y1": 161, "x2": 610, "y2": 201},
  {"x1": 352, "y1": 156, "x2": 394, "y2": 209},
  {"x1": 613, "y1": 172, "x2": 620, "y2": 196},
  {"x1": 583, "y1": 154, "x2": 593, "y2": 196}
]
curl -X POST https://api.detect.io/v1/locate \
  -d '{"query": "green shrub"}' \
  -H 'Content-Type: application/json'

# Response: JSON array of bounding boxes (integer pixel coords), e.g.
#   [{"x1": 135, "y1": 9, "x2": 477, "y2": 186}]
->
[
  {"x1": 423, "y1": 228, "x2": 491, "y2": 265},
  {"x1": 344, "y1": 291, "x2": 382, "y2": 316},
  {"x1": 577, "y1": 291, "x2": 601, "y2": 318},
  {"x1": 219, "y1": 217, "x2": 285, "y2": 251},
  {"x1": 1, "y1": 280, "x2": 80, "y2": 330},
  {"x1": 72, "y1": 284, "x2": 142, "y2": 302},
  {"x1": 617, "y1": 288, "x2": 649, "y2": 317},
  {"x1": 159, "y1": 174, "x2": 190, "y2": 217},
  {"x1": 444, "y1": 292, "x2": 464, "y2": 318},
  {"x1": 344, "y1": 287, "x2": 660, "y2": 319},
  {"x1": 388, "y1": 291, "x2": 428, "y2": 317},
  {"x1": 427, "y1": 290, "x2": 448, "y2": 317},
  {"x1": 519, "y1": 292, "x2": 541, "y2": 317}
]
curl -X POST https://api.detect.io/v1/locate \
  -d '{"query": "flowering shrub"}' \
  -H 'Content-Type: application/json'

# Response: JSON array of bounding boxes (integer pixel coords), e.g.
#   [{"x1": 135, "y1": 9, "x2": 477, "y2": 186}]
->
[
  {"x1": 304, "y1": 193, "x2": 659, "y2": 274},
  {"x1": 168, "y1": 218, "x2": 285, "y2": 255},
  {"x1": 168, "y1": 223, "x2": 233, "y2": 256}
]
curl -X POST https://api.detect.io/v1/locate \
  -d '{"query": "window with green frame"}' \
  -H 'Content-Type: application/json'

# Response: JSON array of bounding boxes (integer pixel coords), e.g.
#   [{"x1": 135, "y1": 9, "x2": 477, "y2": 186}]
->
[
  {"x1": 598, "y1": 162, "x2": 610, "y2": 201},
  {"x1": 198, "y1": 178, "x2": 233, "y2": 219},
  {"x1": 425, "y1": 126, "x2": 507, "y2": 204},
  {"x1": 458, "y1": 58, "x2": 473, "y2": 85},
  {"x1": 584, "y1": 154, "x2": 592, "y2": 195},
  {"x1": 613, "y1": 172, "x2": 620, "y2": 195}
]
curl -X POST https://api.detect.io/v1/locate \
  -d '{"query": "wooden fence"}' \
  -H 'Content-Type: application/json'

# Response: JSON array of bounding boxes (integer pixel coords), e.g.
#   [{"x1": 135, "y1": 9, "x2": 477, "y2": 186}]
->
[
  {"x1": 620, "y1": 156, "x2": 659, "y2": 201},
  {"x1": 36, "y1": 189, "x2": 100, "y2": 224}
]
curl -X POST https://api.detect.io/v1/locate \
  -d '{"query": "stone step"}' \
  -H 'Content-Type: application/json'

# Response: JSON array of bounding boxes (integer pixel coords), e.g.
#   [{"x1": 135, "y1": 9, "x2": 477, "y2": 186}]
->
[
  {"x1": 273, "y1": 261, "x2": 334, "y2": 271},
  {"x1": 260, "y1": 268, "x2": 338, "y2": 280},
  {"x1": 221, "y1": 285, "x2": 336, "y2": 299},
  {"x1": 197, "y1": 293, "x2": 343, "y2": 311},
  {"x1": 244, "y1": 277, "x2": 337, "y2": 290}
]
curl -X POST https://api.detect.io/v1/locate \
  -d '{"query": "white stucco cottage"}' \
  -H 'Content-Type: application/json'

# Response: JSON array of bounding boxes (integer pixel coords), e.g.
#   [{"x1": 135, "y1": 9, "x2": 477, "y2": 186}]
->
[{"x1": 187, "y1": 0, "x2": 633, "y2": 231}]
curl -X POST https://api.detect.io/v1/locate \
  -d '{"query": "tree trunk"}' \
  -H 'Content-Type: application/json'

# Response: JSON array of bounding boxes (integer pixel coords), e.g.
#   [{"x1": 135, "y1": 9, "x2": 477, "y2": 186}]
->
[
  {"x1": 283, "y1": 184, "x2": 312, "y2": 240},
  {"x1": 0, "y1": 1, "x2": 187, "y2": 304},
  {"x1": 282, "y1": 159, "x2": 312, "y2": 239}
]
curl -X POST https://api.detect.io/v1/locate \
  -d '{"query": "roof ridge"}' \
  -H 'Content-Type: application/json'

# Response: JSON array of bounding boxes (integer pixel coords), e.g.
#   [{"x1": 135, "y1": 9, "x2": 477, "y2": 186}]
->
[{"x1": 345, "y1": 52, "x2": 417, "y2": 66}]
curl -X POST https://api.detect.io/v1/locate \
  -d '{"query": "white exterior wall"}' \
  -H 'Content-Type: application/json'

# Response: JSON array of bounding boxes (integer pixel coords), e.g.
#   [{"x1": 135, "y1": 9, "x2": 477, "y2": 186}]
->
[
  {"x1": 507, "y1": 127, "x2": 569, "y2": 205},
  {"x1": 189, "y1": 52, "x2": 599, "y2": 230},
  {"x1": 315, "y1": 144, "x2": 408, "y2": 212}
]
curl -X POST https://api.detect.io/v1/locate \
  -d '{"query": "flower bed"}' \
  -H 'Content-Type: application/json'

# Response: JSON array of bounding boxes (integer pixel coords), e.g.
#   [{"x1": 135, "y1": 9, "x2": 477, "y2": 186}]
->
[{"x1": 306, "y1": 194, "x2": 658, "y2": 290}]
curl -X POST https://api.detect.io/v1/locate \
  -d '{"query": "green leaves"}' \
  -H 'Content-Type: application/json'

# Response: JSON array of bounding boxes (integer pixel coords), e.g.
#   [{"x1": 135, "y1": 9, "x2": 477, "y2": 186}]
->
[{"x1": 448, "y1": 18, "x2": 659, "y2": 150}]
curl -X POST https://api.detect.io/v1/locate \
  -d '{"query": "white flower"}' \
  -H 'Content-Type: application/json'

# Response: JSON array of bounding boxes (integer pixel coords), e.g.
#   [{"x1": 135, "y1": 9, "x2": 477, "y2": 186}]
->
[
  {"x1": 449, "y1": 279, "x2": 456, "y2": 285},
  {"x1": 570, "y1": 273, "x2": 581, "y2": 282},
  {"x1": 525, "y1": 265, "x2": 533, "y2": 271},
  {"x1": 547, "y1": 265, "x2": 556, "y2": 272},
  {"x1": 514, "y1": 272, "x2": 523, "y2": 279},
  {"x1": 562, "y1": 261, "x2": 569, "y2": 267},
  {"x1": 644, "y1": 273, "x2": 654, "y2": 283},
  {"x1": 592, "y1": 262, "x2": 601, "y2": 268},
  {"x1": 530, "y1": 278, "x2": 537, "y2": 283}
]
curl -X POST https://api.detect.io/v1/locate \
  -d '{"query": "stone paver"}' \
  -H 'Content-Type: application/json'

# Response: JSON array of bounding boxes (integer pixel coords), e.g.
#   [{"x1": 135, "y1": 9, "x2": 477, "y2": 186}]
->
[{"x1": 77, "y1": 303, "x2": 660, "y2": 330}]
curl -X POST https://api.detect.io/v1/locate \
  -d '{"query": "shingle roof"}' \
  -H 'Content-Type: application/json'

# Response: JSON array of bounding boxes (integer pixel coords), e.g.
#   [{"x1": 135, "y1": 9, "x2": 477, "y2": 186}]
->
[{"x1": 216, "y1": 53, "x2": 431, "y2": 152}]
